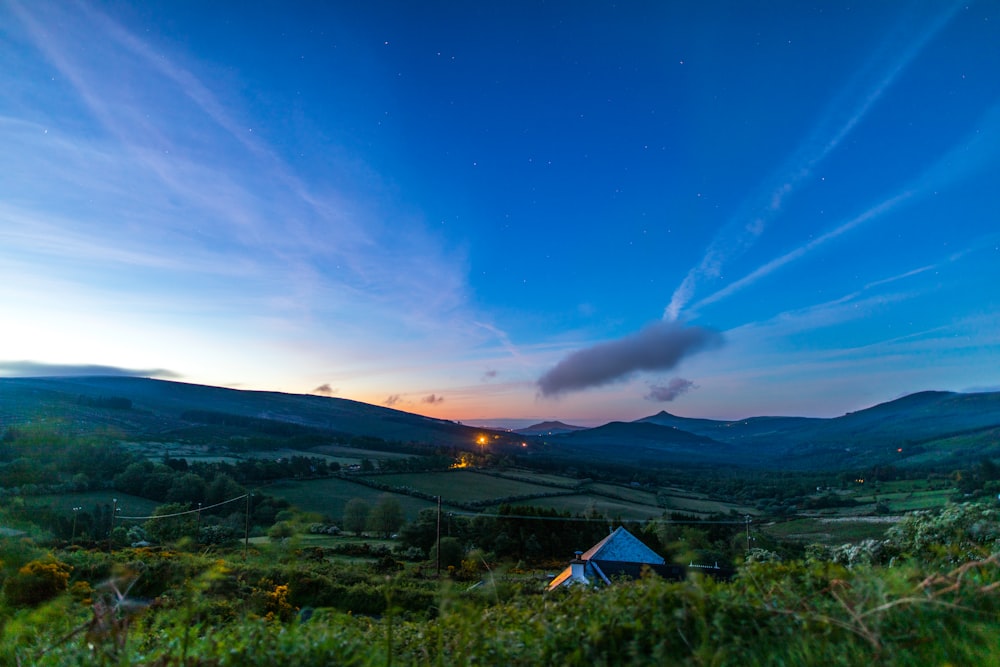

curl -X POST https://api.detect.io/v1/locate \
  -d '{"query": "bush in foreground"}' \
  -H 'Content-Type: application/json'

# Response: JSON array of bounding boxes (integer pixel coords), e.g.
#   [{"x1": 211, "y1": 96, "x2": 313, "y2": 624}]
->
[{"x1": 10, "y1": 555, "x2": 1000, "y2": 666}]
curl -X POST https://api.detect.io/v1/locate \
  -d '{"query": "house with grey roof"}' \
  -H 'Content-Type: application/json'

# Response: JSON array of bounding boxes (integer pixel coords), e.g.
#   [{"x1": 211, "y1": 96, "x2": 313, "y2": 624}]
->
[{"x1": 547, "y1": 526, "x2": 685, "y2": 591}]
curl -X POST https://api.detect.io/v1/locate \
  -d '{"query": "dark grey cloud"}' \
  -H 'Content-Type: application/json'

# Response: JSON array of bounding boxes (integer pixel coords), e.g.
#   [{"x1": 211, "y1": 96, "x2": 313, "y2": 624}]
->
[
  {"x1": 0, "y1": 360, "x2": 179, "y2": 378},
  {"x1": 312, "y1": 384, "x2": 336, "y2": 396},
  {"x1": 537, "y1": 321, "x2": 723, "y2": 397},
  {"x1": 646, "y1": 378, "x2": 696, "y2": 402},
  {"x1": 383, "y1": 394, "x2": 402, "y2": 407},
  {"x1": 422, "y1": 394, "x2": 444, "y2": 405}
]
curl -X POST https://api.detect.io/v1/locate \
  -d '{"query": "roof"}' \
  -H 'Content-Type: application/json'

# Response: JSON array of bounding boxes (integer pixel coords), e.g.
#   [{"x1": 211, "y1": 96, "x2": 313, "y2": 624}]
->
[
  {"x1": 547, "y1": 527, "x2": 671, "y2": 591},
  {"x1": 580, "y1": 526, "x2": 665, "y2": 565}
]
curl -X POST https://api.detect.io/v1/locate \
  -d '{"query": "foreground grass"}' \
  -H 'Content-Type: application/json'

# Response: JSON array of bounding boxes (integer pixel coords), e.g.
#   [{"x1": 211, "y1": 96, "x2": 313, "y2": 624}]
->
[{"x1": 9, "y1": 555, "x2": 1000, "y2": 666}]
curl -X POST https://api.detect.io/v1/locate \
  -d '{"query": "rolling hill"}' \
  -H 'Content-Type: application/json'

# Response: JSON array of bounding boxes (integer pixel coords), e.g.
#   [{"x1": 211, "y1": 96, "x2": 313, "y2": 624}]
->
[
  {"x1": 0, "y1": 376, "x2": 516, "y2": 449},
  {"x1": 539, "y1": 420, "x2": 740, "y2": 466},
  {"x1": 629, "y1": 391, "x2": 1000, "y2": 469},
  {"x1": 2, "y1": 376, "x2": 1000, "y2": 471},
  {"x1": 515, "y1": 421, "x2": 587, "y2": 436}
]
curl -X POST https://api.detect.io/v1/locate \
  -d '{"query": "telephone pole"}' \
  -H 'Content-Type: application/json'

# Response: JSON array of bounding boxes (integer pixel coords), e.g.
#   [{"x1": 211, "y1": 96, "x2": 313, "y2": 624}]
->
[
  {"x1": 436, "y1": 496, "x2": 442, "y2": 577},
  {"x1": 244, "y1": 492, "x2": 252, "y2": 560},
  {"x1": 71, "y1": 506, "x2": 82, "y2": 545},
  {"x1": 109, "y1": 498, "x2": 118, "y2": 553}
]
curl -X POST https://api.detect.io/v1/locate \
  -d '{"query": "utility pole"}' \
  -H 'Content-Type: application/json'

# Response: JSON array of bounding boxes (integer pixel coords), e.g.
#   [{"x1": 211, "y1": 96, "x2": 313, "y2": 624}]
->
[
  {"x1": 196, "y1": 502, "x2": 202, "y2": 543},
  {"x1": 71, "y1": 506, "x2": 82, "y2": 545},
  {"x1": 244, "y1": 492, "x2": 252, "y2": 560},
  {"x1": 436, "y1": 495, "x2": 442, "y2": 577},
  {"x1": 109, "y1": 498, "x2": 118, "y2": 554},
  {"x1": 745, "y1": 515, "x2": 752, "y2": 554}
]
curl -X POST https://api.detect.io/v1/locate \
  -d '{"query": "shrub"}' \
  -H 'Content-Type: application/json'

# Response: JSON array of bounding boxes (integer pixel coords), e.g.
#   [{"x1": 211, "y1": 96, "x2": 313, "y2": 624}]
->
[
  {"x1": 884, "y1": 502, "x2": 1000, "y2": 565},
  {"x1": 267, "y1": 521, "x2": 295, "y2": 541},
  {"x1": 429, "y1": 537, "x2": 464, "y2": 570},
  {"x1": 4, "y1": 558, "x2": 72, "y2": 607}
]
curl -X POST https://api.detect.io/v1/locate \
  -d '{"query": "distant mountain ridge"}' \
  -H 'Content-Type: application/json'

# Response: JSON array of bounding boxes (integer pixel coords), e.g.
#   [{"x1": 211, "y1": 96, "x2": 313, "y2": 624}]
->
[
  {"x1": 515, "y1": 421, "x2": 587, "y2": 435},
  {"x1": 0, "y1": 375, "x2": 518, "y2": 449},
  {"x1": 539, "y1": 420, "x2": 738, "y2": 467},
  {"x1": 634, "y1": 391, "x2": 1000, "y2": 447},
  {"x1": 2, "y1": 376, "x2": 1000, "y2": 470},
  {"x1": 622, "y1": 390, "x2": 1000, "y2": 468}
]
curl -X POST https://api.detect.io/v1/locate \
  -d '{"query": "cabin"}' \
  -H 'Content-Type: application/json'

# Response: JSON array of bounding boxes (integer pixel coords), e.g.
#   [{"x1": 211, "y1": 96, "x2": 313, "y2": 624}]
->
[{"x1": 547, "y1": 526, "x2": 684, "y2": 591}]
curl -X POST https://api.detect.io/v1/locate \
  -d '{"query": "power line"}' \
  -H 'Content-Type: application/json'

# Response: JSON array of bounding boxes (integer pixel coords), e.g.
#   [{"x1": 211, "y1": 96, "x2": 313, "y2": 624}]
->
[
  {"x1": 116, "y1": 493, "x2": 249, "y2": 521},
  {"x1": 447, "y1": 510, "x2": 749, "y2": 525}
]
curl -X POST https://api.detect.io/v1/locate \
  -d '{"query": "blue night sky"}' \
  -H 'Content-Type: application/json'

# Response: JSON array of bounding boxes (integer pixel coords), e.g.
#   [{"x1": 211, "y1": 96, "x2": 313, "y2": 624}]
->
[{"x1": 2, "y1": 1, "x2": 998, "y2": 426}]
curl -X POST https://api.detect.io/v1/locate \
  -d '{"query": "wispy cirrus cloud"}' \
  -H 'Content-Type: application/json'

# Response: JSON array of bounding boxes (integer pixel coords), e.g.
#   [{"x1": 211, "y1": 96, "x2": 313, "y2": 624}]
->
[
  {"x1": 689, "y1": 98, "x2": 1000, "y2": 315},
  {"x1": 2, "y1": 0, "x2": 472, "y2": 342},
  {"x1": 689, "y1": 191, "x2": 915, "y2": 314},
  {"x1": 664, "y1": 1, "x2": 963, "y2": 321}
]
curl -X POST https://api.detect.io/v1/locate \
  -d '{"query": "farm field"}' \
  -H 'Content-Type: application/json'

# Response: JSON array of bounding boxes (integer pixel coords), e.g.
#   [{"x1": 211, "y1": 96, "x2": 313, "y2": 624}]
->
[
  {"x1": 375, "y1": 470, "x2": 561, "y2": 503},
  {"x1": 583, "y1": 481, "x2": 661, "y2": 505},
  {"x1": 761, "y1": 516, "x2": 896, "y2": 544},
  {"x1": 888, "y1": 490, "x2": 954, "y2": 511},
  {"x1": 311, "y1": 444, "x2": 415, "y2": 462},
  {"x1": 263, "y1": 477, "x2": 436, "y2": 521},
  {"x1": 662, "y1": 494, "x2": 757, "y2": 516},
  {"x1": 485, "y1": 469, "x2": 581, "y2": 488},
  {"x1": 241, "y1": 448, "x2": 357, "y2": 466},
  {"x1": 859, "y1": 487, "x2": 954, "y2": 512},
  {"x1": 28, "y1": 491, "x2": 160, "y2": 519},
  {"x1": 500, "y1": 493, "x2": 666, "y2": 520},
  {"x1": 122, "y1": 441, "x2": 241, "y2": 464},
  {"x1": 121, "y1": 440, "x2": 404, "y2": 468},
  {"x1": 249, "y1": 533, "x2": 399, "y2": 563},
  {"x1": 266, "y1": 469, "x2": 760, "y2": 524}
]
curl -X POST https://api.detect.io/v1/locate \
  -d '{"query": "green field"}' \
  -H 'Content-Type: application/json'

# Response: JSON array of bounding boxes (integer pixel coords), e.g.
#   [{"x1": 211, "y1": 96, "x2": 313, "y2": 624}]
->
[
  {"x1": 761, "y1": 516, "x2": 897, "y2": 544},
  {"x1": 264, "y1": 469, "x2": 759, "y2": 524},
  {"x1": 121, "y1": 441, "x2": 415, "y2": 468},
  {"x1": 812, "y1": 481, "x2": 958, "y2": 515},
  {"x1": 311, "y1": 444, "x2": 415, "y2": 462},
  {"x1": 663, "y1": 495, "x2": 756, "y2": 516},
  {"x1": 499, "y1": 493, "x2": 666, "y2": 520},
  {"x1": 28, "y1": 491, "x2": 160, "y2": 518},
  {"x1": 584, "y1": 481, "x2": 661, "y2": 505},
  {"x1": 487, "y1": 470, "x2": 582, "y2": 488},
  {"x1": 375, "y1": 470, "x2": 561, "y2": 503},
  {"x1": 263, "y1": 477, "x2": 436, "y2": 521},
  {"x1": 886, "y1": 490, "x2": 954, "y2": 511}
]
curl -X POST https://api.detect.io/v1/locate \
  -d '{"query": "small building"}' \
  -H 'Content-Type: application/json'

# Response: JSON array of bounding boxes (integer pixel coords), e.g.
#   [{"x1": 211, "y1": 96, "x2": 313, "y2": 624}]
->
[{"x1": 547, "y1": 526, "x2": 684, "y2": 591}]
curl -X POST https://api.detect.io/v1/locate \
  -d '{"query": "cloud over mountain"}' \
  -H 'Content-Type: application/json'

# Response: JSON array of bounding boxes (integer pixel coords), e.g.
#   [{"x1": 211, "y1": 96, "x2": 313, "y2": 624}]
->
[
  {"x1": 537, "y1": 322, "x2": 722, "y2": 397},
  {"x1": 0, "y1": 360, "x2": 178, "y2": 378},
  {"x1": 646, "y1": 378, "x2": 696, "y2": 402}
]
